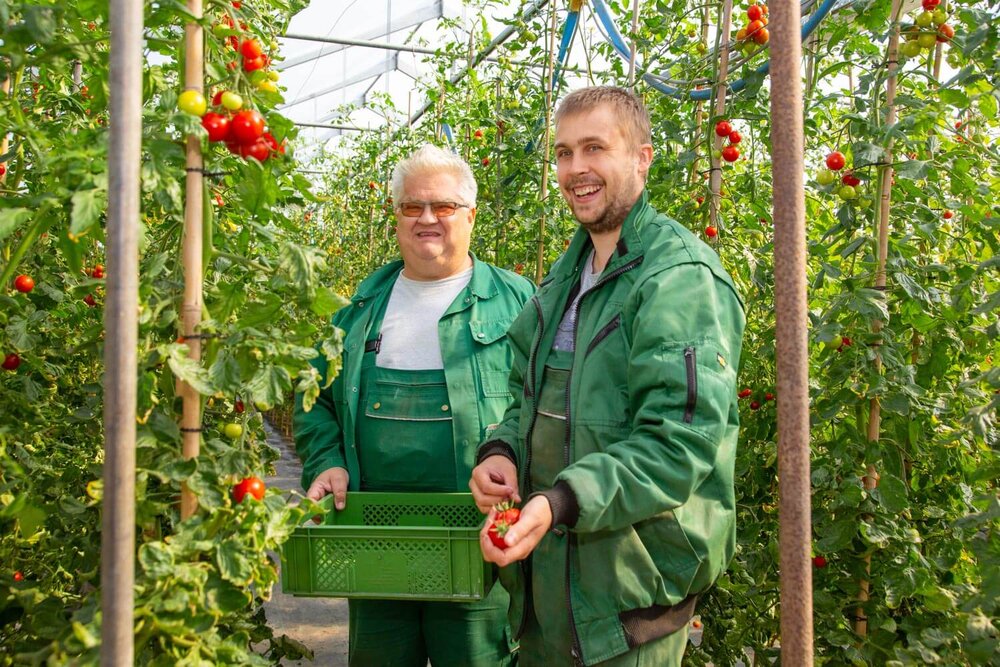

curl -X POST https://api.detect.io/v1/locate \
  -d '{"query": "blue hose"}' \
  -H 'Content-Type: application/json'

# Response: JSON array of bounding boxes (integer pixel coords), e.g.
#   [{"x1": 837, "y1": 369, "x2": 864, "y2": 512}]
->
[{"x1": 590, "y1": 0, "x2": 839, "y2": 100}]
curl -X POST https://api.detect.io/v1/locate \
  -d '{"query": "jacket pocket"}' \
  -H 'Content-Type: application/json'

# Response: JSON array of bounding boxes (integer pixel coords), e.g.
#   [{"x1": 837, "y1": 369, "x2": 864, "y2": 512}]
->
[
  {"x1": 683, "y1": 347, "x2": 697, "y2": 424},
  {"x1": 470, "y1": 318, "x2": 516, "y2": 398},
  {"x1": 584, "y1": 313, "x2": 623, "y2": 357},
  {"x1": 658, "y1": 340, "x2": 735, "y2": 442}
]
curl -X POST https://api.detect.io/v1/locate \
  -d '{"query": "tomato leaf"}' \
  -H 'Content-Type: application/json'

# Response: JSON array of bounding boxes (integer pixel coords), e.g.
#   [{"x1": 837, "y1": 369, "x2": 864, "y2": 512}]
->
[
  {"x1": 70, "y1": 187, "x2": 107, "y2": 236},
  {"x1": 310, "y1": 286, "x2": 349, "y2": 318},
  {"x1": 138, "y1": 542, "x2": 175, "y2": 579},
  {"x1": 216, "y1": 538, "x2": 254, "y2": 585},
  {"x1": 247, "y1": 363, "x2": 292, "y2": 411},
  {"x1": 166, "y1": 344, "x2": 215, "y2": 396},
  {"x1": 0, "y1": 208, "x2": 32, "y2": 242}
]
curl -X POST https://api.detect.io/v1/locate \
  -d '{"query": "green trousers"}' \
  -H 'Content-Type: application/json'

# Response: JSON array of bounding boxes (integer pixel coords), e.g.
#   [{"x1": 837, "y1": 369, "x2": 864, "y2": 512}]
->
[{"x1": 347, "y1": 581, "x2": 515, "y2": 667}]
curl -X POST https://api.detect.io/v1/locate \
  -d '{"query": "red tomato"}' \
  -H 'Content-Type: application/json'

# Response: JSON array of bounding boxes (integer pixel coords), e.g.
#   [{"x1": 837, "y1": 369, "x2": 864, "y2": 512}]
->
[
  {"x1": 14, "y1": 274, "x2": 34, "y2": 293},
  {"x1": 764, "y1": 392, "x2": 775, "y2": 401},
  {"x1": 738, "y1": 388, "x2": 752, "y2": 399},
  {"x1": 234, "y1": 399, "x2": 245, "y2": 414},
  {"x1": 942, "y1": 209, "x2": 953, "y2": 219},
  {"x1": 90, "y1": 264, "x2": 105, "y2": 278},
  {"x1": 714, "y1": 120, "x2": 732, "y2": 137},
  {"x1": 201, "y1": 112, "x2": 231, "y2": 142},
  {"x1": 752, "y1": 27, "x2": 769, "y2": 45},
  {"x1": 2, "y1": 353, "x2": 21, "y2": 371},
  {"x1": 728, "y1": 130, "x2": 742, "y2": 144},
  {"x1": 747, "y1": 4, "x2": 763, "y2": 22},
  {"x1": 242, "y1": 55, "x2": 266, "y2": 72},
  {"x1": 721, "y1": 145, "x2": 740, "y2": 162},
  {"x1": 750, "y1": 400, "x2": 761, "y2": 410},
  {"x1": 473, "y1": 129, "x2": 484, "y2": 139},
  {"x1": 13, "y1": 571, "x2": 23, "y2": 582},
  {"x1": 825, "y1": 151, "x2": 846, "y2": 171},
  {"x1": 243, "y1": 138, "x2": 271, "y2": 162},
  {"x1": 705, "y1": 225, "x2": 718, "y2": 238},
  {"x1": 232, "y1": 476, "x2": 266, "y2": 503},
  {"x1": 83, "y1": 294, "x2": 97, "y2": 307},
  {"x1": 482, "y1": 157, "x2": 491, "y2": 166},
  {"x1": 230, "y1": 110, "x2": 265, "y2": 143},
  {"x1": 813, "y1": 555, "x2": 828, "y2": 568},
  {"x1": 841, "y1": 171, "x2": 861, "y2": 187},
  {"x1": 0, "y1": 164, "x2": 6, "y2": 178},
  {"x1": 239, "y1": 38, "x2": 263, "y2": 60},
  {"x1": 937, "y1": 23, "x2": 954, "y2": 41}
]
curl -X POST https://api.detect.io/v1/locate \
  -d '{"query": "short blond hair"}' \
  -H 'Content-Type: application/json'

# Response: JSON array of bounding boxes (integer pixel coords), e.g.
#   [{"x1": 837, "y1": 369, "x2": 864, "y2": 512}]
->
[
  {"x1": 390, "y1": 144, "x2": 477, "y2": 207},
  {"x1": 554, "y1": 86, "x2": 651, "y2": 147}
]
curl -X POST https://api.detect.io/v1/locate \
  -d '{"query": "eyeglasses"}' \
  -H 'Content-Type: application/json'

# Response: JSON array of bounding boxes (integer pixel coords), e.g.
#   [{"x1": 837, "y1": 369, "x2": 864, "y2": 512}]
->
[{"x1": 396, "y1": 201, "x2": 470, "y2": 218}]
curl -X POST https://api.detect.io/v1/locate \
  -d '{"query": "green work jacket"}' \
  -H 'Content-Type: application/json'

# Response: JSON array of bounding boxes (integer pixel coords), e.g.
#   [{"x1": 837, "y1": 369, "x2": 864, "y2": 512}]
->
[
  {"x1": 480, "y1": 192, "x2": 746, "y2": 665},
  {"x1": 294, "y1": 254, "x2": 535, "y2": 492}
]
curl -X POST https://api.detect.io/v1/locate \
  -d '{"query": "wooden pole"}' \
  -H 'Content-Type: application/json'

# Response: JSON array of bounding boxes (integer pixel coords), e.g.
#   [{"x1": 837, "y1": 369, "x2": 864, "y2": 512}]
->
[
  {"x1": 856, "y1": 0, "x2": 903, "y2": 637},
  {"x1": 0, "y1": 73, "x2": 9, "y2": 185},
  {"x1": 708, "y1": 0, "x2": 734, "y2": 235},
  {"x1": 688, "y1": 4, "x2": 710, "y2": 186},
  {"x1": 101, "y1": 0, "x2": 143, "y2": 664},
  {"x1": 534, "y1": 0, "x2": 557, "y2": 285},
  {"x1": 179, "y1": 0, "x2": 204, "y2": 519},
  {"x1": 771, "y1": 0, "x2": 814, "y2": 663}
]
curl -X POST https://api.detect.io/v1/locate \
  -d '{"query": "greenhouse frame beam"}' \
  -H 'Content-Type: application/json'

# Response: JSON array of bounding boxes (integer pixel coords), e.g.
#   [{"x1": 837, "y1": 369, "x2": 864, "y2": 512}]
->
[
  {"x1": 294, "y1": 121, "x2": 368, "y2": 131},
  {"x1": 281, "y1": 30, "x2": 589, "y2": 74},
  {"x1": 277, "y1": 1, "x2": 443, "y2": 71},
  {"x1": 279, "y1": 58, "x2": 398, "y2": 108}
]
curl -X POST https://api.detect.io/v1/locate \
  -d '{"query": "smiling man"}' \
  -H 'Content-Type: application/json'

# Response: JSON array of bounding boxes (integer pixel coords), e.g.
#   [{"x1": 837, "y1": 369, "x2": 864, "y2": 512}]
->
[
  {"x1": 294, "y1": 144, "x2": 533, "y2": 666},
  {"x1": 470, "y1": 86, "x2": 746, "y2": 666}
]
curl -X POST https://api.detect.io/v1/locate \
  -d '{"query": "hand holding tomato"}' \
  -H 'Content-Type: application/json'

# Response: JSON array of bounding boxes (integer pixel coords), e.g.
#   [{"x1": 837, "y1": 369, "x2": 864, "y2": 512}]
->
[
  {"x1": 479, "y1": 495, "x2": 552, "y2": 567},
  {"x1": 469, "y1": 454, "x2": 521, "y2": 514},
  {"x1": 487, "y1": 501, "x2": 521, "y2": 549}
]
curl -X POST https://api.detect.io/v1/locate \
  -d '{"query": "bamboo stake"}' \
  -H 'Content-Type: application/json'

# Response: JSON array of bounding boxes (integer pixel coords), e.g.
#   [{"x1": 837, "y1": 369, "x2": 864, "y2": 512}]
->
[
  {"x1": 493, "y1": 78, "x2": 504, "y2": 266},
  {"x1": 688, "y1": 4, "x2": 710, "y2": 187},
  {"x1": 708, "y1": 0, "x2": 734, "y2": 235},
  {"x1": 771, "y1": 0, "x2": 813, "y2": 662},
  {"x1": 627, "y1": 0, "x2": 642, "y2": 89},
  {"x1": 534, "y1": 0, "x2": 557, "y2": 285},
  {"x1": 1, "y1": 73, "x2": 9, "y2": 185},
  {"x1": 179, "y1": 0, "x2": 204, "y2": 520},
  {"x1": 101, "y1": 0, "x2": 143, "y2": 663},
  {"x1": 855, "y1": 0, "x2": 903, "y2": 638}
]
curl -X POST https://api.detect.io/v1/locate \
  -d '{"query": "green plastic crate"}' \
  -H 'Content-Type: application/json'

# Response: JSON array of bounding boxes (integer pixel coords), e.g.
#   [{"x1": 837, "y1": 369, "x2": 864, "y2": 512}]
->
[{"x1": 281, "y1": 492, "x2": 494, "y2": 602}]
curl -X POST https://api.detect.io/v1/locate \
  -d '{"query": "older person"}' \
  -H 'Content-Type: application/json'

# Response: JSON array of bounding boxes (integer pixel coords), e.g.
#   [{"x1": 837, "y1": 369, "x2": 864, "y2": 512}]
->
[
  {"x1": 294, "y1": 143, "x2": 533, "y2": 666},
  {"x1": 470, "y1": 86, "x2": 746, "y2": 666}
]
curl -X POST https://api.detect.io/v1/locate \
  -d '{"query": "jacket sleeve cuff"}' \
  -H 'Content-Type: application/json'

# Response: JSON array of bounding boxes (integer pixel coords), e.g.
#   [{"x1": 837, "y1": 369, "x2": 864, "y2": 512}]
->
[
  {"x1": 534, "y1": 480, "x2": 580, "y2": 529},
  {"x1": 476, "y1": 440, "x2": 517, "y2": 466}
]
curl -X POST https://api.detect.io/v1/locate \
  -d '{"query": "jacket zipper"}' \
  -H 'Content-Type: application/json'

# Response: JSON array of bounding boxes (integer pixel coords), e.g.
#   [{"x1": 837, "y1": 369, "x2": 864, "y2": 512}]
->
[
  {"x1": 514, "y1": 297, "x2": 545, "y2": 642},
  {"x1": 683, "y1": 346, "x2": 697, "y2": 424},
  {"x1": 583, "y1": 313, "x2": 622, "y2": 357},
  {"x1": 562, "y1": 255, "x2": 643, "y2": 664}
]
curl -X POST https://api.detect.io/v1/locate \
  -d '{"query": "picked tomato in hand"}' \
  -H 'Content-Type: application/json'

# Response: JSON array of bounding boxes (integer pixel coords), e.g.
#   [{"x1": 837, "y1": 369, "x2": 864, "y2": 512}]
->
[{"x1": 487, "y1": 501, "x2": 521, "y2": 550}]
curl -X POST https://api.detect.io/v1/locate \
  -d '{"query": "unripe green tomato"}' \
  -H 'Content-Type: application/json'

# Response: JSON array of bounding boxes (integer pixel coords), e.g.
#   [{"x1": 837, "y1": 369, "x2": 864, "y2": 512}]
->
[
  {"x1": 858, "y1": 197, "x2": 873, "y2": 208},
  {"x1": 178, "y1": 90, "x2": 207, "y2": 116},
  {"x1": 223, "y1": 423, "x2": 243, "y2": 440},
  {"x1": 917, "y1": 32, "x2": 937, "y2": 48},
  {"x1": 267, "y1": 70, "x2": 280, "y2": 82},
  {"x1": 270, "y1": 40, "x2": 280, "y2": 51},
  {"x1": 257, "y1": 80, "x2": 278, "y2": 93},
  {"x1": 221, "y1": 91, "x2": 243, "y2": 111},
  {"x1": 517, "y1": 84, "x2": 528, "y2": 95},
  {"x1": 900, "y1": 40, "x2": 922, "y2": 58},
  {"x1": 712, "y1": 149, "x2": 723, "y2": 160},
  {"x1": 838, "y1": 185, "x2": 858, "y2": 201},
  {"x1": 696, "y1": 43, "x2": 707, "y2": 54},
  {"x1": 212, "y1": 23, "x2": 230, "y2": 37},
  {"x1": 931, "y1": 8, "x2": 947, "y2": 25},
  {"x1": 816, "y1": 168, "x2": 836, "y2": 186},
  {"x1": 916, "y1": 11, "x2": 934, "y2": 27}
]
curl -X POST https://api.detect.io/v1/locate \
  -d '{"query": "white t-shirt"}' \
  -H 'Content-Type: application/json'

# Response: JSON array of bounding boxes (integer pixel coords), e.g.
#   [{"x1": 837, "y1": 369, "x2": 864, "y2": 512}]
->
[{"x1": 376, "y1": 266, "x2": 474, "y2": 370}]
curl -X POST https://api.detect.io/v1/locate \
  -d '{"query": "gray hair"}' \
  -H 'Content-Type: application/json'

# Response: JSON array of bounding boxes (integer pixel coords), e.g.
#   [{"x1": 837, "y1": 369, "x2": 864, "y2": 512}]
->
[{"x1": 390, "y1": 144, "x2": 477, "y2": 208}]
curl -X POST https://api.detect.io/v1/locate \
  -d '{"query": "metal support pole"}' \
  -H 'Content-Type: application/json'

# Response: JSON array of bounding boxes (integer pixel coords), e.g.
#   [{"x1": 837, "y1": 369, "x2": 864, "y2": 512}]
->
[
  {"x1": 770, "y1": 0, "x2": 813, "y2": 663},
  {"x1": 101, "y1": 0, "x2": 142, "y2": 663},
  {"x1": 626, "y1": 0, "x2": 641, "y2": 88}
]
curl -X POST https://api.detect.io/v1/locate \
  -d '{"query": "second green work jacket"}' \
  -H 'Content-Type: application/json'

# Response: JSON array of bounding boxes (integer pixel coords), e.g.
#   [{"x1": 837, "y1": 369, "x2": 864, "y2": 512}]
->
[{"x1": 294, "y1": 254, "x2": 535, "y2": 492}]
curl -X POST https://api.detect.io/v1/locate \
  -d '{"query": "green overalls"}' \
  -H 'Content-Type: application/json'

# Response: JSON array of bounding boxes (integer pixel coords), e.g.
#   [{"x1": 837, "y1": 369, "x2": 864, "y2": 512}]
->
[
  {"x1": 347, "y1": 286, "x2": 515, "y2": 667},
  {"x1": 518, "y1": 350, "x2": 689, "y2": 667}
]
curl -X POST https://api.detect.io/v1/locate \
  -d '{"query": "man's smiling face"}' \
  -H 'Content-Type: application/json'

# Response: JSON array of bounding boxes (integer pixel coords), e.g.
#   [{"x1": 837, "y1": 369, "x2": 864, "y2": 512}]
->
[{"x1": 554, "y1": 103, "x2": 652, "y2": 234}]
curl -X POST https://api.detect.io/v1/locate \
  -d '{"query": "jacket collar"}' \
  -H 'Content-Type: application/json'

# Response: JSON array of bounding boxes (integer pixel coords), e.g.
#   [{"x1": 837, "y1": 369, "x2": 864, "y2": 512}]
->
[
  {"x1": 349, "y1": 252, "x2": 497, "y2": 304},
  {"x1": 553, "y1": 190, "x2": 650, "y2": 283}
]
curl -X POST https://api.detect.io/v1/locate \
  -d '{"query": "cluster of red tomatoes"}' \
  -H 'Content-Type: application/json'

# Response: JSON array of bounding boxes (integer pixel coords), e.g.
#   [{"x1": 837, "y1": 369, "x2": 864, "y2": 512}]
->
[
  {"x1": 734, "y1": 3, "x2": 769, "y2": 48},
  {"x1": 815, "y1": 151, "x2": 865, "y2": 202},
  {"x1": 715, "y1": 119, "x2": 742, "y2": 163},
  {"x1": 900, "y1": 0, "x2": 955, "y2": 57}
]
